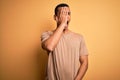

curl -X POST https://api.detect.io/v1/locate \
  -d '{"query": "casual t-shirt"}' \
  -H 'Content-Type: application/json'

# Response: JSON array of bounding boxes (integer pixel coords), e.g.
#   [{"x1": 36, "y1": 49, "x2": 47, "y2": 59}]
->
[{"x1": 41, "y1": 31, "x2": 89, "y2": 80}]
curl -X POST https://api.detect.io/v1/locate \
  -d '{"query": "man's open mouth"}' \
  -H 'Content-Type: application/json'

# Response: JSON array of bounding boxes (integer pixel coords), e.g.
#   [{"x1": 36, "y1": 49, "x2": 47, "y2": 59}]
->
[{"x1": 67, "y1": 21, "x2": 69, "y2": 24}]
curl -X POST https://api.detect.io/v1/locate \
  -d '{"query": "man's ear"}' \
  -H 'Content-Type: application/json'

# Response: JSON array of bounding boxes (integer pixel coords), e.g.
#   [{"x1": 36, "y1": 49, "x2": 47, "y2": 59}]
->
[{"x1": 54, "y1": 15, "x2": 58, "y2": 21}]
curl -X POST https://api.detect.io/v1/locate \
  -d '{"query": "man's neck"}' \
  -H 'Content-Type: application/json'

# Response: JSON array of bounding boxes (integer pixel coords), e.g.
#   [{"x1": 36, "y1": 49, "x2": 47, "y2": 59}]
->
[
  {"x1": 63, "y1": 28, "x2": 70, "y2": 34},
  {"x1": 56, "y1": 24, "x2": 70, "y2": 34}
]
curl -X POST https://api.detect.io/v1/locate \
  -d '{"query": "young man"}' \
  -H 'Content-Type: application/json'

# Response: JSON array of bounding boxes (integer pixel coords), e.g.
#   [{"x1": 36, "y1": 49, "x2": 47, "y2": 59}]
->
[{"x1": 41, "y1": 3, "x2": 89, "y2": 80}]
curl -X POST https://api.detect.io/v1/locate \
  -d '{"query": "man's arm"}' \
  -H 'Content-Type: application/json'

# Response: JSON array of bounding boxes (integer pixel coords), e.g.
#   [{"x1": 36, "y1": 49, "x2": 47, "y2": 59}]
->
[
  {"x1": 42, "y1": 24, "x2": 65, "y2": 52},
  {"x1": 75, "y1": 55, "x2": 88, "y2": 80},
  {"x1": 42, "y1": 8, "x2": 68, "y2": 52}
]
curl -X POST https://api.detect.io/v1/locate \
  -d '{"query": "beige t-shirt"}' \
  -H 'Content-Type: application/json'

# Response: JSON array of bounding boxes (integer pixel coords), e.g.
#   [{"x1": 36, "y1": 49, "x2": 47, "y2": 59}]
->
[{"x1": 41, "y1": 31, "x2": 88, "y2": 80}]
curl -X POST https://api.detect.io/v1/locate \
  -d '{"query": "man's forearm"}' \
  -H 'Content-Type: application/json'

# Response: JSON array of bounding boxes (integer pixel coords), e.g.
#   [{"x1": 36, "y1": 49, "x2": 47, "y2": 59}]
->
[
  {"x1": 75, "y1": 62, "x2": 88, "y2": 80},
  {"x1": 43, "y1": 24, "x2": 65, "y2": 51}
]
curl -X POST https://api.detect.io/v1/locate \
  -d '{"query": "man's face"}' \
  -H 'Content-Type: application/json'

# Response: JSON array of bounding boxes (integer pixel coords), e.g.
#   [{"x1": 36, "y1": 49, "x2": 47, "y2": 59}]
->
[{"x1": 55, "y1": 7, "x2": 71, "y2": 27}]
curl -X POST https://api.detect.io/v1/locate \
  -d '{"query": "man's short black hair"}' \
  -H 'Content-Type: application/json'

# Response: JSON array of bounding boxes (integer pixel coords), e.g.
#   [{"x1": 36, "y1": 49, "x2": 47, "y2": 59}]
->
[{"x1": 55, "y1": 3, "x2": 69, "y2": 15}]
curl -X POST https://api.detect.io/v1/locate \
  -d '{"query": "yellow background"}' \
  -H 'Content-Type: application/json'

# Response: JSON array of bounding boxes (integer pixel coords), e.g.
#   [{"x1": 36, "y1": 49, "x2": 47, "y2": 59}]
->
[{"x1": 0, "y1": 0, "x2": 120, "y2": 80}]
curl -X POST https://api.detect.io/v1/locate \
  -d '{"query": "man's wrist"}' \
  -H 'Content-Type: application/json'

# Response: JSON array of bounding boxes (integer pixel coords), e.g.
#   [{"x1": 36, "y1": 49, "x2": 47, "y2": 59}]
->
[
  {"x1": 75, "y1": 75, "x2": 82, "y2": 80},
  {"x1": 59, "y1": 23, "x2": 66, "y2": 29}
]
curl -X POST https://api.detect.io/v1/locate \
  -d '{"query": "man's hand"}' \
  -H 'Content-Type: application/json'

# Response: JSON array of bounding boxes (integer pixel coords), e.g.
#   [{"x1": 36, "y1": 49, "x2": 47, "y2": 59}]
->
[{"x1": 57, "y1": 7, "x2": 68, "y2": 28}]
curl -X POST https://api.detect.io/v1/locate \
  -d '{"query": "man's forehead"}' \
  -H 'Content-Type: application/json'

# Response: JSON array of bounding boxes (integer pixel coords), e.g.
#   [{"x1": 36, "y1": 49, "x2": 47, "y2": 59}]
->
[{"x1": 58, "y1": 7, "x2": 70, "y2": 11}]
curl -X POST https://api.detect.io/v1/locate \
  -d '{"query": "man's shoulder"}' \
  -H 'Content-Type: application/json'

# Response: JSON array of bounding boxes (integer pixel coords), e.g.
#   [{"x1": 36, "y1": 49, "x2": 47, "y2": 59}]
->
[
  {"x1": 41, "y1": 30, "x2": 53, "y2": 35},
  {"x1": 71, "y1": 31, "x2": 84, "y2": 38}
]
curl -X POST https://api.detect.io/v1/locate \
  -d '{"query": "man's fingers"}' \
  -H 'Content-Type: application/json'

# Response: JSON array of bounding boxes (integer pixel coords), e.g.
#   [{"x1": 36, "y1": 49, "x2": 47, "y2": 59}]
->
[
  {"x1": 65, "y1": 8, "x2": 67, "y2": 15},
  {"x1": 60, "y1": 7, "x2": 68, "y2": 15},
  {"x1": 64, "y1": 8, "x2": 67, "y2": 15},
  {"x1": 57, "y1": 7, "x2": 68, "y2": 24}
]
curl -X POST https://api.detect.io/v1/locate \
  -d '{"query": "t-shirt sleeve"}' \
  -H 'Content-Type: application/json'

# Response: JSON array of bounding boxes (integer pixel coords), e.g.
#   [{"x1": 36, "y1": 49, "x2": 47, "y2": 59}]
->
[
  {"x1": 79, "y1": 35, "x2": 89, "y2": 56},
  {"x1": 41, "y1": 31, "x2": 51, "y2": 43}
]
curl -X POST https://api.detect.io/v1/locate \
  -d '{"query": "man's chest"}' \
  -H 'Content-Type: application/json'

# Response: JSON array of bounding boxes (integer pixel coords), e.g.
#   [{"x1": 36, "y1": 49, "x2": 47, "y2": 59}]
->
[{"x1": 58, "y1": 35, "x2": 80, "y2": 49}]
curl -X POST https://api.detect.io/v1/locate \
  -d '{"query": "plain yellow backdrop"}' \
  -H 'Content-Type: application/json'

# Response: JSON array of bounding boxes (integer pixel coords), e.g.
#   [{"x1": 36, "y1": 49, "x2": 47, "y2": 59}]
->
[{"x1": 0, "y1": 0, "x2": 120, "y2": 80}]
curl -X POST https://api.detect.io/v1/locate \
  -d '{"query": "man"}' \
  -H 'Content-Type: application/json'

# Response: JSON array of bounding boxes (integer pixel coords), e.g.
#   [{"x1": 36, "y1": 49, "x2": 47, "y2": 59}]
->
[{"x1": 41, "y1": 3, "x2": 89, "y2": 80}]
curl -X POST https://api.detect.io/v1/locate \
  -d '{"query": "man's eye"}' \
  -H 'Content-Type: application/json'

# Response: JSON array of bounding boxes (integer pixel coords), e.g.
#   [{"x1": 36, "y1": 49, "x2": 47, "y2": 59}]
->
[{"x1": 68, "y1": 12, "x2": 71, "y2": 15}]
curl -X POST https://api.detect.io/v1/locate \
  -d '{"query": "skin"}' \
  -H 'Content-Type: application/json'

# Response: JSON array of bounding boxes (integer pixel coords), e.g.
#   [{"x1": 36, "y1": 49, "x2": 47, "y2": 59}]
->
[
  {"x1": 42, "y1": 6, "x2": 88, "y2": 80},
  {"x1": 75, "y1": 56, "x2": 88, "y2": 80}
]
